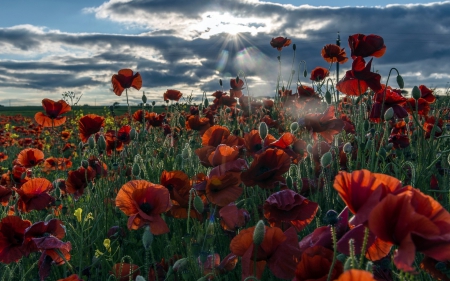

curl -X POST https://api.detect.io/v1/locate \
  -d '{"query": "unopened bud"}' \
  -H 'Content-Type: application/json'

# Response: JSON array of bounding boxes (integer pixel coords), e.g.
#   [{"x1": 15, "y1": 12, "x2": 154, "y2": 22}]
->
[
  {"x1": 132, "y1": 162, "x2": 140, "y2": 177},
  {"x1": 290, "y1": 122, "x2": 299, "y2": 133},
  {"x1": 343, "y1": 142, "x2": 353, "y2": 154},
  {"x1": 81, "y1": 160, "x2": 89, "y2": 169},
  {"x1": 396, "y1": 74, "x2": 404, "y2": 89},
  {"x1": 142, "y1": 225, "x2": 153, "y2": 250},
  {"x1": 259, "y1": 122, "x2": 268, "y2": 141},
  {"x1": 142, "y1": 92, "x2": 147, "y2": 104},
  {"x1": 97, "y1": 135, "x2": 106, "y2": 151},
  {"x1": 204, "y1": 98, "x2": 209, "y2": 108},
  {"x1": 253, "y1": 220, "x2": 265, "y2": 245},
  {"x1": 378, "y1": 147, "x2": 387, "y2": 159},
  {"x1": 173, "y1": 258, "x2": 188, "y2": 272},
  {"x1": 303, "y1": 69, "x2": 307, "y2": 78},
  {"x1": 225, "y1": 107, "x2": 231, "y2": 114},
  {"x1": 325, "y1": 90, "x2": 332, "y2": 104},
  {"x1": 219, "y1": 79, "x2": 223, "y2": 86},
  {"x1": 178, "y1": 115, "x2": 185, "y2": 126},
  {"x1": 412, "y1": 86, "x2": 421, "y2": 100},
  {"x1": 293, "y1": 43, "x2": 296, "y2": 51},
  {"x1": 193, "y1": 196, "x2": 204, "y2": 213},
  {"x1": 320, "y1": 152, "x2": 332, "y2": 167},
  {"x1": 384, "y1": 107, "x2": 394, "y2": 121},
  {"x1": 182, "y1": 144, "x2": 190, "y2": 159},
  {"x1": 136, "y1": 276, "x2": 146, "y2": 281},
  {"x1": 286, "y1": 175, "x2": 294, "y2": 189},
  {"x1": 364, "y1": 120, "x2": 370, "y2": 131},
  {"x1": 130, "y1": 128, "x2": 137, "y2": 140},
  {"x1": 235, "y1": 76, "x2": 240, "y2": 84},
  {"x1": 386, "y1": 143, "x2": 394, "y2": 150},
  {"x1": 88, "y1": 136, "x2": 95, "y2": 149},
  {"x1": 344, "y1": 256, "x2": 357, "y2": 271}
]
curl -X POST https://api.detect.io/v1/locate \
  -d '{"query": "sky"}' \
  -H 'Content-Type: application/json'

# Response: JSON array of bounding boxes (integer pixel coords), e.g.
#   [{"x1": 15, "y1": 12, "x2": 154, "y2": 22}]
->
[{"x1": 0, "y1": 0, "x2": 449, "y2": 106}]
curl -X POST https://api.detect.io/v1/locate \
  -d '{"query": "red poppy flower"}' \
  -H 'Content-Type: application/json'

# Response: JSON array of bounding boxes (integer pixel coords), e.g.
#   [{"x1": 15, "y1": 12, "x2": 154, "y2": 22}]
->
[
  {"x1": 241, "y1": 148, "x2": 290, "y2": 189},
  {"x1": 115, "y1": 180, "x2": 172, "y2": 233},
  {"x1": 419, "y1": 85, "x2": 436, "y2": 103},
  {"x1": 333, "y1": 169, "x2": 403, "y2": 225},
  {"x1": 111, "y1": 69, "x2": 142, "y2": 96},
  {"x1": 186, "y1": 115, "x2": 211, "y2": 135},
  {"x1": 117, "y1": 125, "x2": 132, "y2": 145},
  {"x1": 310, "y1": 66, "x2": 330, "y2": 82},
  {"x1": 321, "y1": 44, "x2": 349, "y2": 64},
  {"x1": 164, "y1": 89, "x2": 183, "y2": 101},
  {"x1": 111, "y1": 263, "x2": 141, "y2": 281},
  {"x1": 335, "y1": 269, "x2": 376, "y2": 281},
  {"x1": 423, "y1": 116, "x2": 444, "y2": 139},
  {"x1": 370, "y1": 85, "x2": 408, "y2": 123},
  {"x1": 0, "y1": 152, "x2": 8, "y2": 162},
  {"x1": 16, "y1": 148, "x2": 45, "y2": 168},
  {"x1": 201, "y1": 125, "x2": 230, "y2": 147},
  {"x1": 420, "y1": 257, "x2": 450, "y2": 281},
  {"x1": 405, "y1": 97, "x2": 430, "y2": 116},
  {"x1": 78, "y1": 114, "x2": 105, "y2": 143},
  {"x1": 206, "y1": 171, "x2": 242, "y2": 207},
  {"x1": 0, "y1": 185, "x2": 12, "y2": 206},
  {"x1": 230, "y1": 226, "x2": 301, "y2": 280},
  {"x1": 87, "y1": 156, "x2": 108, "y2": 178},
  {"x1": 23, "y1": 219, "x2": 67, "y2": 254},
  {"x1": 0, "y1": 216, "x2": 32, "y2": 264},
  {"x1": 270, "y1": 37, "x2": 292, "y2": 51},
  {"x1": 369, "y1": 186, "x2": 450, "y2": 271},
  {"x1": 42, "y1": 157, "x2": 72, "y2": 172},
  {"x1": 264, "y1": 189, "x2": 318, "y2": 231},
  {"x1": 14, "y1": 178, "x2": 54, "y2": 213},
  {"x1": 348, "y1": 34, "x2": 386, "y2": 58},
  {"x1": 207, "y1": 144, "x2": 240, "y2": 167},
  {"x1": 34, "y1": 99, "x2": 71, "y2": 127},
  {"x1": 104, "y1": 129, "x2": 124, "y2": 155},
  {"x1": 57, "y1": 274, "x2": 83, "y2": 281},
  {"x1": 146, "y1": 112, "x2": 166, "y2": 127},
  {"x1": 132, "y1": 109, "x2": 146, "y2": 123},
  {"x1": 293, "y1": 245, "x2": 343, "y2": 281},
  {"x1": 66, "y1": 166, "x2": 96, "y2": 200},
  {"x1": 388, "y1": 134, "x2": 410, "y2": 149},
  {"x1": 299, "y1": 105, "x2": 345, "y2": 143},
  {"x1": 219, "y1": 203, "x2": 250, "y2": 232},
  {"x1": 336, "y1": 57, "x2": 382, "y2": 96}
]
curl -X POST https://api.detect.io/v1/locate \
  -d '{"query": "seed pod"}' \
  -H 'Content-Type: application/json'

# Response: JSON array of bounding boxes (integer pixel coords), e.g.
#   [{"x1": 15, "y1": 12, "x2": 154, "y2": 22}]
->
[
  {"x1": 132, "y1": 162, "x2": 140, "y2": 177},
  {"x1": 97, "y1": 135, "x2": 106, "y2": 151},
  {"x1": 253, "y1": 220, "x2": 265, "y2": 245},
  {"x1": 81, "y1": 160, "x2": 89, "y2": 169},
  {"x1": 259, "y1": 122, "x2": 268, "y2": 141},
  {"x1": 384, "y1": 107, "x2": 394, "y2": 121},
  {"x1": 343, "y1": 142, "x2": 353, "y2": 154},
  {"x1": 290, "y1": 122, "x2": 299, "y2": 133},
  {"x1": 142, "y1": 92, "x2": 147, "y2": 104},
  {"x1": 325, "y1": 90, "x2": 332, "y2": 104},
  {"x1": 320, "y1": 152, "x2": 332, "y2": 167}
]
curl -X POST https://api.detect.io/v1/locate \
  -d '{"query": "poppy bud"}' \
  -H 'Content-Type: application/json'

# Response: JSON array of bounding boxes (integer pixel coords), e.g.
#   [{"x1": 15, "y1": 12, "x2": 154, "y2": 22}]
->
[
  {"x1": 378, "y1": 147, "x2": 387, "y2": 159},
  {"x1": 320, "y1": 152, "x2": 332, "y2": 167},
  {"x1": 182, "y1": 144, "x2": 190, "y2": 159},
  {"x1": 235, "y1": 76, "x2": 240, "y2": 84},
  {"x1": 204, "y1": 98, "x2": 209, "y2": 108},
  {"x1": 286, "y1": 175, "x2": 294, "y2": 189},
  {"x1": 365, "y1": 261, "x2": 373, "y2": 272},
  {"x1": 130, "y1": 128, "x2": 137, "y2": 140},
  {"x1": 386, "y1": 143, "x2": 394, "y2": 151},
  {"x1": 219, "y1": 79, "x2": 222, "y2": 86},
  {"x1": 253, "y1": 220, "x2": 265, "y2": 245},
  {"x1": 344, "y1": 256, "x2": 357, "y2": 271},
  {"x1": 412, "y1": 86, "x2": 421, "y2": 100},
  {"x1": 343, "y1": 142, "x2": 353, "y2": 154},
  {"x1": 225, "y1": 107, "x2": 231, "y2": 114},
  {"x1": 364, "y1": 120, "x2": 370, "y2": 131},
  {"x1": 290, "y1": 122, "x2": 299, "y2": 133},
  {"x1": 78, "y1": 141, "x2": 84, "y2": 150},
  {"x1": 193, "y1": 196, "x2": 204, "y2": 213},
  {"x1": 81, "y1": 160, "x2": 89, "y2": 169},
  {"x1": 88, "y1": 136, "x2": 95, "y2": 149},
  {"x1": 384, "y1": 107, "x2": 394, "y2": 121},
  {"x1": 172, "y1": 258, "x2": 188, "y2": 272},
  {"x1": 135, "y1": 276, "x2": 146, "y2": 281},
  {"x1": 307, "y1": 144, "x2": 313, "y2": 155},
  {"x1": 293, "y1": 43, "x2": 296, "y2": 51},
  {"x1": 44, "y1": 214, "x2": 53, "y2": 222},
  {"x1": 54, "y1": 186, "x2": 61, "y2": 199},
  {"x1": 396, "y1": 74, "x2": 404, "y2": 89},
  {"x1": 142, "y1": 92, "x2": 147, "y2": 104},
  {"x1": 97, "y1": 135, "x2": 106, "y2": 151},
  {"x1": 259, "y1": 122, "x2": 268, "y2": 141},
  {"x1": 325, "y1": 90, "x2": 332, "y2": 104},
  {"x1": 178, "y1": 115, "x2": 185, "y2": 126},
  {"x1": 142, "y1": 225, "x2": 153, "y2": 250},
  {"x1": 324, "y1": 209, "x2": 339, "y2": 225},
  {"x1": 132, "y1": 162, "x2": 140, "y2": 177}
]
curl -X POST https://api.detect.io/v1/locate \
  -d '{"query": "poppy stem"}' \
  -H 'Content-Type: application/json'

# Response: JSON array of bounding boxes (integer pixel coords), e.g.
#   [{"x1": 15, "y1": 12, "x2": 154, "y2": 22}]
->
[
  {"x1": 326, "y1": 226, "x2": 338, "y2": 281},
  {"x1": 358, "y1": 227, "x2": 370, "y2": 269}
]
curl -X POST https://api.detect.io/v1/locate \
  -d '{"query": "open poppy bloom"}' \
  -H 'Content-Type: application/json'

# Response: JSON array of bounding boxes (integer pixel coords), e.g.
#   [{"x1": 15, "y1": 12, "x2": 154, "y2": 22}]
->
[
  {"x1": 34, "y1": 99, "x2": 71, "y2": 127},
  {"x1": 0, "y1": 216, "x2": 32, "y2": 264},
  {"x1": 57, "y1": 274, "x2": 83, "y2": 281},
  {"x1": 219, "y1": 203, "x2": 250, "y2": 232},
  {"x1": 230, "y1": 78, "x2": 245, "y2": 98},
  {"x1": 370, "y1": 85, "x2": 408, "y2": 123},
  {"x1": 186, "y1": 115, "x2": 211, "y2": 135},
  {"x1": 335, "y1": 269, "x2": 376, "y2": 281},
  {"x1": 230, "y1": 226, "x2": 301, "y2": 280},
  {"x1": 111, "y1": 69, "x2": 142, "y2": 96},
  {"x1": 111, "y1": 263, "x2": 141, "y2": 281},
  {"x1": 66, "y1": 166, "x2": 96, "y2": 200},
  {"x1": 336, "y1": 57, "x2": 382, "y2": 96},
  {"x1": 23, "y1": 219, "x2": 68, "y2": 256},
  {"x1": 0, "y1": 152, "x2": 8, "y2": 162},
  {"x1": 299, "y1": 105, "x2": 345, "y2": 143},
  {"x1": 0, "y1": 185, "x2": 12, "y2": 206},
  {"x1": 264, "y1": 189, "x2": 318, "y2": 231},
  {"x1": 42, "y1": 157, "x2": 72, "y2": 172},
  {"x1": 206, "y1": 171, "x2": 242, "y2": 207},
  {"x1": 270, "y1": 37, "x2": 292, "y2": 51},
  {"x1": 423, "y1": 116, "x2": 444, "y2": 139},
  {"x1": 15, "y1": 178, "x2": 55, "y2": 213},
  {"x1": 293, "y1": 245, "x2": 343, "y2": 281},
  {"x1": 164, "y1": 89, "x2": 183, "y2": 101},
  {"x1": 321, "y1": 44, "x2": 349, "y2": 64},
  {"x1": 369, "y1": 186, "x2": 450, "y2": 271},
  {"x1": 310, "y1": 66, "x2": 330, "y2": 82},
  {"x1": 419, "y1": 85, "x2": 436, "y2": 103},
  {"x1": 241, "y1": 148, "x2": 290, "y2": 189},
  {"x1": 348, "y1": 34, "x2": 386, "y2": 58},
  {"x1": 117, "y1": 125, "x2": 132, "y2": 145},
  {"x1": 78, "y1": 114, "x2": 105, "y2": 143},
  {"x1": 388, "y1": 134, "x2": 410, "y2": 149},
  {"x1": 201, "y1": 125, "x2": 231, "y2": 147},
  {"x1": 16, "y1": 148, "x2": 45, "y2": 168},
  {"x1": 116, "y1": 180, "x2": 172, "y2": 233}
]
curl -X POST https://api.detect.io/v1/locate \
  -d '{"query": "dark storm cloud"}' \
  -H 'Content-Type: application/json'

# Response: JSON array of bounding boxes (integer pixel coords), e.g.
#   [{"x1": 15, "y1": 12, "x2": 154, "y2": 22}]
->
[{"x1": 1, "y1": 1, "x2": 450, "y2": 105}]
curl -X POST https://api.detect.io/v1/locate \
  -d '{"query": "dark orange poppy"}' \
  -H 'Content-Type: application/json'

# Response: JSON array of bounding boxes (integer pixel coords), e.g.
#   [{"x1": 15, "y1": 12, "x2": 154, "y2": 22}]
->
[
  {"x1": 423, "y1": 116, "x2": 444, "y2": 139},
  {"x1": 369, "y1": 186, "x2": 450, "y2": 272},
  {"x1": 420, "y1": 257, "x2": 450, "y2": 281},
  {"x1": 310, "y1": 66, "x2": 330, "y2": 82},
  {"x1": 61, "y1": 130, "x2": 71, "y2": 141},
  {"x1": 115, "y1": 180, "x2": 172, "y2": 233},
  {"x1": 34, "y1": 99, "x2": 71, "y2": 127},
  {"x1": 117, "y1": 125, "x2": 132, "y2": 145},
  {"x1": 405, "y1": 97, "x2": 430, "y2": 116},
  {"x1": 111, "y1": 69, "x2": 142, "y2": 96},
  {"x1": 419, "y1": 85, "x2": 436, "y2": 103},
  {"x1": 333, "y1": 169, "x2": 403, "y2": 225},
  {"x1": 348, "y1": 34, "x2": 386, "y2": 58},
  {"x1": 264, "y1": 189, "x2": 318, "y2": 231},
  {"x1": 299, "y1": 105, "x2": 345, "y2": 143},
  {"x1": 270, "y1": 37, "x2": 292, "y2": 51},
  {"x1": 42, "y1": 157, "x2": 72, "y2": 172},
  {"x1": 388, "y1": 134, "x2": 410, "y2": 149},
  {"x1": 207, "y1": 144, "x2": 240, "y2": 167},
  {"x1": 186, "y1": 115, "x2": 211, "y2": 135},
  {"x1": 23, "y1": 219, "x2": 67, "y2": 254},
  {"x1": 0, "y1": 152, "x2": 8, "y2": 162},
  {"x1": 57, "y1": 274, "x2": 83, "y2": 281},
  {"x1": 293, "y1": 245, "x2": 343, "y2": 281},
  {"x1": 201, "y1": 125, "x2": 230, "y2": 147},
  {"x1": 321, "y1": 44, "x2": 349, "y2": 64},
  {"x1": 146, "y1": 112, "x2": 166, "y2": 127},
  {"x1": 206, "y1": 171, "x2": 242, "y2": 207},
  {"x1": 335, "y1": 269, "x2": 376, "y2": 281},
  {"x1": 0, "y1": 216, "x2": 32, "y2": 264},
  {"x1": 15, "y1": 178, "x2": 54, "y2": 213},
  {"x1": 336, "y1": 56, "x2": 382, "y2": 96},
  {"x1": 16, "y1": 148, "x2": 44, "y2": 168},
  {"x1": 230, "y1": 78, "x2": 245, "y2": 98},
  {"x1": 66, "y1": 166, "x2": 96, "y2": 199},
  {"x1": 78, "y1": 114, "x2": 105, "y2": 143},
  {"x1": 87, "y1": 156, "x2": 108, "y2": 178},
  {"x1": 369, "y1": 85, "x2": 408, "y2": 123},
  {"x1": 0, "y1": 185, "x2": 12, "y2": 206},
  {"x1": 164, "y1": 89, "x2": 183, "y2": 101},
  {"x1": 219, "y1": 203, "x2": 249, "y2": 232},
  {"x1": 132, "y1": 109, "x2": 146, "y2": 123},
  {"x1": 111, "y1": 263, "x2": 141, "y2": 281},
  {"x1": 241, "y1": 148, "x2": 290, "y2": 189}
]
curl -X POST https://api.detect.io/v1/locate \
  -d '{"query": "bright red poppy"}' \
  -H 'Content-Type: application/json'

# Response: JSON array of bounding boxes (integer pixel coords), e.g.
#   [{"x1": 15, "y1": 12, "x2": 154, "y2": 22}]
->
[
  {"x1": 164, "y1": 89, "x2": 183, "y2": 101},
  {"x1": 0, "y1": 216, "x2": 32, "y2": 264},
  {"x1": 299, "y1": 105, "x2": 345, "y2": 143},
  {"x1": 335, "y1": 269, "x2": 376, "y2": 281},
  {"x1": 16, "y1": 148, "x2": 45, "y2": 168},
  {"x1": 115, "y1": 180, "x2": 172, "y2": 233},
  {"x1": 111, "y1": 263, "x2": 141, "y2": 281},
  {"x1": 57, "y1": 274, "x2": 83, "y2": 281},
  {"x1": 423, "y1": 116, "x2": 444, "y2": 139},
  {"x1": 405, "y1": 97, "x2": 430, "y2": 117},
  {"x1": 264, "y1": 189, "x2": 318, "y2": 231},
  {"x1": 15, "y1": 178, "x2": 55, "y2": 213},
  {"x1": 111, "y1": 69, "x2": 142, "y2": 96},
  {"x1": 369, "y1": 186, "x2": 450, "y2": 271},
  {"x1": 293, "y1": 245, "x2": 343, "y2": 281},
  {"x1": 146, "y1": 112, "x2": 166, "y2": 127},
  {"x1": 321, "y1": 44, "x2": 349, "y2": 64},
  {"x1": 336, "y1": 57, "x2": 382, "y2": 96},
  {"x1": 117, "y1": 125, "x2": 132, "y2": 145},
  {"x1": 78, "y1": 114, "x2": 105, "y2": 143},
  {"x1": 241, "y1": 148, "x2": 290, "y2": 189},
  {"x1": 419, "y1": 85, "x2": 436, "y2": 103},
  {"x1": 310, "y1": 66, "x2": 330, "y2": 82},
  {"x1": 66, "y1": 166, "x2": 96, "y2": 199},
  {"x1": 34, "y1": 99, "x2": 71, "y2": 127},
  {"x1": 270, "y1": 37, "x2": 292, "y2": 51},
  {"x1": 348, "y1": 34, "x2": 386, "y2": 58}
]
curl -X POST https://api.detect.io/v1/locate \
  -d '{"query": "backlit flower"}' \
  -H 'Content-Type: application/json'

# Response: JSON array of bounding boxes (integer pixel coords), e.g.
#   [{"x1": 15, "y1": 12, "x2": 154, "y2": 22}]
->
[
  {"x1": 0, "y1": 185, "x2": 12, "y2": 206},
  {"x1": 15, "y1": 178, "x2": 54, "y2": 213},
  {"x1": 335, "y1": 269, "x2": 376, "y2": 281},
  {"x1": 206, "y1": 171, "x2": 242, "y2": 207},
  {"x1": 0, "y1": 216, "x2": 32, "y2": 264},
  {"x1": 321, "y1": 44, "x2": 349, "y2": 64},
  {"x1": 164, "y1": 89, "x2": 183, "y2": 101},
  {"x1": 293, "y1": 245, "x2": 343, "y2": 281},
  {"x1": 348, "y1": 34, "x2": 386, "y2": 58},
  {"x1": 78, "y1": 114, "x2": 105, "y2": 143},
  {"x1": 66, "y1": 166, "x2": 96, "y2": 199},
  {"x1": 270, "y1": 37, "x2": 292, "y2": 51},
  {"x1": 299, "y1": 105, "x2": 345, "y2": 143},
  {"x1": 310, "y1": 66, "x2": 329, "y2": 82},
  {"x1": 16, "y1": 148, "x2": 44, "y2": 168},
  {"x1": 336, "y1": 57, "x2": 382, "y2": 96},
  {"x1": 34, "y1": 99, "x2": 71, "y2": 127},
  {"x1": 111, "y1": 69, "x2": 142, "y2": 96}
]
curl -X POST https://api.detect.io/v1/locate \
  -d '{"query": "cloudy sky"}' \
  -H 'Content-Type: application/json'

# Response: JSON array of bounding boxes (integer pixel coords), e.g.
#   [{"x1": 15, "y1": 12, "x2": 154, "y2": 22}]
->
[{"x1": 1, "y1": 0, "x2": 449, "y2": 106}]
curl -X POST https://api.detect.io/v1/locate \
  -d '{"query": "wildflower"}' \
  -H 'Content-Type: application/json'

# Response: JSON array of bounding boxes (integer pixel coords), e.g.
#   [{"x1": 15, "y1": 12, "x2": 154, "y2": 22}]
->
[
  {"x1": 16, "y1": 148, "x2": 45, "y2": 168},
  {"x1": 310, "y1": 66, "x2": 330, "y2": 82},
  {"x1": 270, "y1": 37, "x2": 292, "y2": 51},
  {"x1": 0, "y1": 185, "x2": 12, "y2": 206},
  {"x1": 293, "y1": 245, "x2": 343, "y2": 281},
  {"x1": 321, "y1": 44, "x2": 349, "y2": 64},
  {"x1": 348, "y1": 33, "x2": 386, "y2": 58},
  {"x1": 103, "y1": 238, "x2": 111, "y2": 253},
  {"x1": 299, "y1": 105, "x2": 345, "y2": 143},
  {"x1": 111, "y1": 69, "x2": 142, "y2": 96},
  {"x1": 66, "y1": 166, "x2": 96, "y2": 199},
  {"x1": 335, "y1": 269, "x2": 376, "y2": 281},
  {"x1": 15, "y1": 178, "x2": 55, "y2": 213},
  {"x1": 0, "y1": 216, "x2": 32, "y2": 263},
  {"x1": 34, "y1": 99, "x2": 71, "y2": 127},
  {"x1": 78, "y1": 114, "x2": 105, "y2": 143},
  {"x1": 57, "y1": 274, "x2": 83, "y2": 281},
  {"x1": 369, "y1": 85, "x2": 408, "y2": 123},
  {"x1": 336, "y1": 56, "x2": 382, "y2": 96},
  {"x1": 74, "y1": 208, "x2": 82, "y2": 223},
  {"x1": 164, "y1": 89, "x2": 183, "y2": 101},
  {"x1": 219, "y1": 203, "x2": 249, "y2": 232}
]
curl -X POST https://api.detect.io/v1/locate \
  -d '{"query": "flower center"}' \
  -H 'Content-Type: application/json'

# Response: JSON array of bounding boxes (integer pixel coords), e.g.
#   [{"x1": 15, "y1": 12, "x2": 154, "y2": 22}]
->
[{"x1": 139, "y1": 202, "x2": 153, "y2": 214}]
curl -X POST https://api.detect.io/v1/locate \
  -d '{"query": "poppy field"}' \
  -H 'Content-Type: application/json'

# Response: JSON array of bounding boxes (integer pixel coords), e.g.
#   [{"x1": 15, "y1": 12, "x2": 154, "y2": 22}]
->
[{"x1": 1, "y1": 33, "x2": 450, "y2": 281}]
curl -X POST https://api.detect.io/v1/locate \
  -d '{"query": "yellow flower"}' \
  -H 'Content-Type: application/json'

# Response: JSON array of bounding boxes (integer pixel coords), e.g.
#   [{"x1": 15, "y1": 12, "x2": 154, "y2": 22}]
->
[
  {"x1": 85, "y1": 212, "x2": 94, "y2": 222},
  {"x1": 103, "y1": 238, "x2": 111, "y2": 253},
  {"x1": 74, "y1": 208, "x2": 82, "y2": 223},
  {"x1": 94, "y1": 249, "x2": 103, "y2": 258}
]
